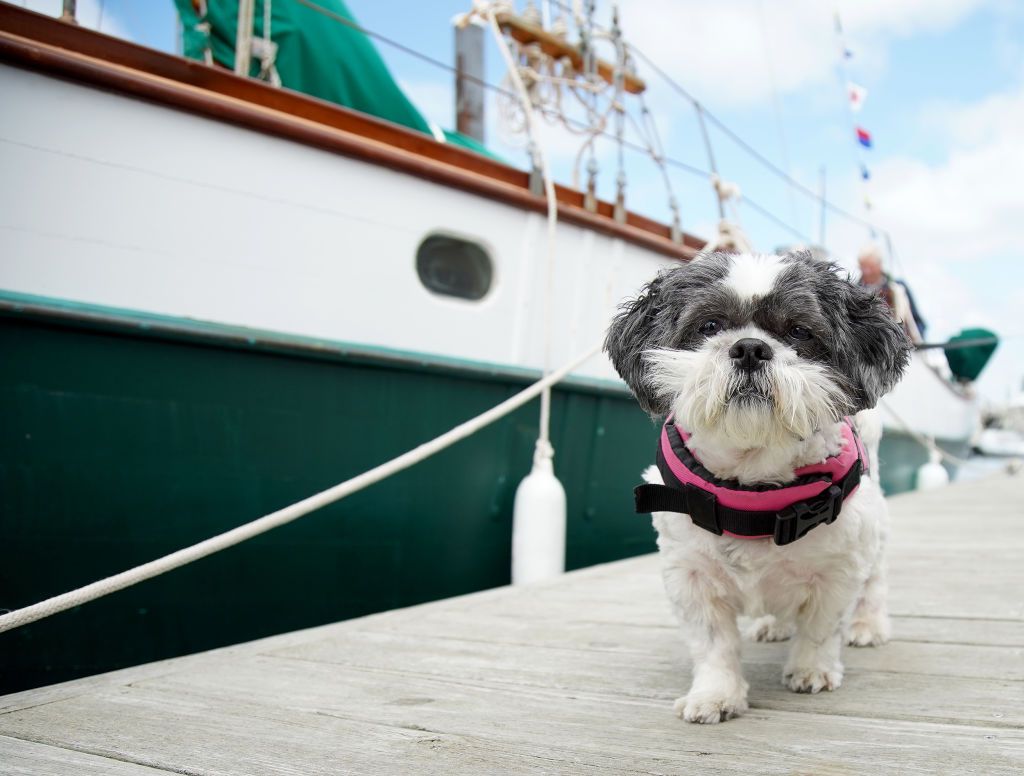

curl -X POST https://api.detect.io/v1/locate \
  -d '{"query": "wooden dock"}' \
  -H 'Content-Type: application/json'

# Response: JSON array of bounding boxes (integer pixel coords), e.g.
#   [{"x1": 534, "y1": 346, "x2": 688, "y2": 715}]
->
[{"x1": 2, "y1": 473, "x2": 1022, "y2": 774}]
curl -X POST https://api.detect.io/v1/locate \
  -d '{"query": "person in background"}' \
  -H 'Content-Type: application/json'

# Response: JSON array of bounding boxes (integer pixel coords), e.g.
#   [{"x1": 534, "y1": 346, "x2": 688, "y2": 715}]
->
[{"x1": 857, "y1": 245, "x2": 924, "y2": 344}]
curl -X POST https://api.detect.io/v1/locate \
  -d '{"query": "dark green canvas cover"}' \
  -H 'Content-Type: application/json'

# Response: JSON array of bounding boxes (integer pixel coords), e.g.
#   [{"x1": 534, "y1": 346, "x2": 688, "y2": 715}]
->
[
  {"x1": 173, "y1": 0, "x2": 495, "y2": 157},
  {"x1": 944, "y1": 328, "x2": 998, "y2": 382}
]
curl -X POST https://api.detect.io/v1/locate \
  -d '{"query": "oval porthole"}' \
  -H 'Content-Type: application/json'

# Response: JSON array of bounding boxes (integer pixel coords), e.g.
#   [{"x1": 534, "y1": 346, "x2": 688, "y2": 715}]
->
[{"x1": 416, "y1": 235, "x2": 493, "y2": 301}]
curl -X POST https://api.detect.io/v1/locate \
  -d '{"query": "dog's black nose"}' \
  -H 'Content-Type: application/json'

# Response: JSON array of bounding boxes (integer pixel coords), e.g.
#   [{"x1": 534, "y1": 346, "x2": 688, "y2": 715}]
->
[{"x1": 729, "y1": 338, "x2": 773, "y2": 371}]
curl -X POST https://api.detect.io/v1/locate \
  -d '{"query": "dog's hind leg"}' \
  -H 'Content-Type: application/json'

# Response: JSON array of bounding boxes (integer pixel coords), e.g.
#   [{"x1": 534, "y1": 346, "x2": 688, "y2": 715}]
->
[
  {"x1": 661, "y1": 553, "x2": 749, "y2": 723},
  {"x1": 845, "y1": 547, "x2": 892, "y2": 647},
  {"x1": 743, "y1": 613, "x2": 796, "y2": 642},
  {"x1": 846, "y1": 489, "x2": 892, "y2": 647},
  {"x1": 741, "y1": 588, "x2": 795, "y2": 642}
]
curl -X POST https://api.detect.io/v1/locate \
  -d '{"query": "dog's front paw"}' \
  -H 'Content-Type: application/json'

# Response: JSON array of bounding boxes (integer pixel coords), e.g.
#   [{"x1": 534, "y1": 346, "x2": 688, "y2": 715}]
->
[
  {"x1": 783, "y1": 665, "x2": 843, "y2": 694},
  {"x1": 674, "y1": 676, "x2": 749, "y2": 724},
  {"x1": 743, "y1": 615, "x2": 795, "y2": 643},
  {"x1": 846, "y1": 614, "x2": 891, "y2": 647}
]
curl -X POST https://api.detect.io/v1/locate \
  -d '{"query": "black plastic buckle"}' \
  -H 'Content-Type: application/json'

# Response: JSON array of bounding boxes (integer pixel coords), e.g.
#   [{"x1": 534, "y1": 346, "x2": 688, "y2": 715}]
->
[
  {"x1": 684, "y1": 484, "x2": 722, "y2": 536},
  {"x1": 772, "y1": 485, "x2": 843, "y2": 546}
]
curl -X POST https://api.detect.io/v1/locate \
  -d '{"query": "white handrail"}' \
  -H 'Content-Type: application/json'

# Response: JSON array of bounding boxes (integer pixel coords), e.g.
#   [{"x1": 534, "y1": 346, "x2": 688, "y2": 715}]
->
[{"x1": 0, "y1": 342, "x2": 603, "y2": 634}]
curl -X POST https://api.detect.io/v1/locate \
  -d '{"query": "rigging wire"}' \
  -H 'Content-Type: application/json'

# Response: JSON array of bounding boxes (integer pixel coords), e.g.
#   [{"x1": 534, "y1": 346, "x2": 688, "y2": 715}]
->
[
  {"x1": 283, "y1": 0, "x2": 812, "y2": 246},
  {"x1": 625, "y1": 45, "x2": 881, "y2": 234},
  {"x1": 490, "y1": 0, "x2": 893, "y2": 243},
  {"x1": 741, "y1": 197, "x2": 813, "y2": 244},
  {"x1": 692, "y1": 105, "x2": 723, "y2": 219}
]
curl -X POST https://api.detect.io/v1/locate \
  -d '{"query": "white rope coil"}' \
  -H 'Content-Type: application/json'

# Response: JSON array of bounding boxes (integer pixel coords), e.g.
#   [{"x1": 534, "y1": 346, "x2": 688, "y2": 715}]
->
[{"x1": 0, "y1": 343, "x2": 602, "y2": 634}]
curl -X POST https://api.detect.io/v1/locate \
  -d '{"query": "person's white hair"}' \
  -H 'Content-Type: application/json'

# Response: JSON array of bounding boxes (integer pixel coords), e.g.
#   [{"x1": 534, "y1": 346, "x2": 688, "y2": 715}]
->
[{"x1": 858, "y1": 243, "x2": 884, "y2": 264}]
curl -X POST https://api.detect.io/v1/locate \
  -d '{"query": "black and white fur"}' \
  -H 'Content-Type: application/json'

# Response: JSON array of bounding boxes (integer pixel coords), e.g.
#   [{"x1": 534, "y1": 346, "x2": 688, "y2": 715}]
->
[{"x1": 605, "y1": 251, "x2": 910, "y2": 723}]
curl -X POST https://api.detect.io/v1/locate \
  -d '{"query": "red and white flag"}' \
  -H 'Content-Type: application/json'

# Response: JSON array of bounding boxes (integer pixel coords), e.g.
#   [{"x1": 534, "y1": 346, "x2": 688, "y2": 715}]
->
[{"x1": 848, "y1": 81, "x2": 868, "y2": 112}]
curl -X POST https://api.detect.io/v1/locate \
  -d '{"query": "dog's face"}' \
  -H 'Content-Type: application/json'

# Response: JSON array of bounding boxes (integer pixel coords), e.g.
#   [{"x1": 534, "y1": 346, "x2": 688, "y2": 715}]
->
[{"x1": 605, "y1": 251, "x2": 911, "y2": 446}]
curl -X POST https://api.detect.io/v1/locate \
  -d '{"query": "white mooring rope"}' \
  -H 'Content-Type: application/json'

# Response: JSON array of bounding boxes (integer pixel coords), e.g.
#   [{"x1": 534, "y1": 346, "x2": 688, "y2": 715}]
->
[
  {"x1": 0, "y1": 343, "x2": 602, "y2": 634},
  {"x1": 877, "y1": 398, "x2": 971, "y2": 468},
  {"x1": 482, "y1": 3, "x2": 560, "y2": 455}
]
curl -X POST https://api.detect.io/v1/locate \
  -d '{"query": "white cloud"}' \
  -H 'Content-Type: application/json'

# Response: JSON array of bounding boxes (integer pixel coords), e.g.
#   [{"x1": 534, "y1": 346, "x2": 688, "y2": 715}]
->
[
  {"x1": 619, "y1": 0, "x2": 992, "y2": 107},
  {"x1": 870, "y1": 87, "x2": 1024, "y2": 259}
]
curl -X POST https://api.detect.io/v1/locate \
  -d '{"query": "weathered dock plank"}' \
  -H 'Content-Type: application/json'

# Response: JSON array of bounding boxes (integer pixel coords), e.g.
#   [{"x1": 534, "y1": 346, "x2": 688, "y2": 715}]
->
[
  {"x1": 2, "y1": 735, "x2": 175, "y2": 776},
  {"x1": 1, "y1": 472, "x2": 1022, "y2": 774}
]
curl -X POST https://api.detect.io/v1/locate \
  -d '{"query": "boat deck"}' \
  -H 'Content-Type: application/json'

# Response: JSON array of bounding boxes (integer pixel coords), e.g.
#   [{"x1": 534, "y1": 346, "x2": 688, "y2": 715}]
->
[{"x1": 2, "y1": 473, "x2": 1022, "y2": 774}]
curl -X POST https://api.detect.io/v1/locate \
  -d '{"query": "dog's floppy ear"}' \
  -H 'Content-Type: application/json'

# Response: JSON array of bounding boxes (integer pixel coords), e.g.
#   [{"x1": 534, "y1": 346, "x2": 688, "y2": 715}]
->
[
  {"x1": 604, "y1": 271, "x2": 673, "y2": 415},
  {"x1": 840, "y1": 282, "x2": 912, "y2": 411}
]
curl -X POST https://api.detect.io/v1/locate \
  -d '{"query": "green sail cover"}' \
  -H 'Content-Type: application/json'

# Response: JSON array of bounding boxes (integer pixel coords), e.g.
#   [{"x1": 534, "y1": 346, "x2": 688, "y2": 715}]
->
[
  {"x1": 173, "y1": 0, "x2": 495, "y2": 156},
  {"x1": 944, "y1": 327, "x2": 998, "y2": 382}
]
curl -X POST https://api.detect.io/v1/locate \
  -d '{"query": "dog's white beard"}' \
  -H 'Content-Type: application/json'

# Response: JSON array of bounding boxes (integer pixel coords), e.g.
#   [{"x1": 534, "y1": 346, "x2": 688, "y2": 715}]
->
[{"x1": 645, "y1": 339, "x2": 849, "y2": 448}]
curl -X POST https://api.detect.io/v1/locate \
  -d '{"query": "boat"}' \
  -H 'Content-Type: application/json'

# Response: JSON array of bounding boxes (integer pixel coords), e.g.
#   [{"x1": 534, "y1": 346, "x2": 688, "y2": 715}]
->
[
  {"x1": 975, "y1": 383, "x2": 1024, "y2": 458},
  {"x1": 876, "y1": 354, "x2": 979, "y2": 491},
  {"x1": 0, "y1": 1, "x2": 987, "y2": 693},
  {"x1": 879, "y1": 327, "x2": 1001, "y2": 489}
]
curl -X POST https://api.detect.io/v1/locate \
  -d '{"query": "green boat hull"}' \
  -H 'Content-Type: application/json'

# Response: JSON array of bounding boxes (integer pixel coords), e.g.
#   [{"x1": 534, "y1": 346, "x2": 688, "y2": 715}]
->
[
  {"x1": 0, "y1": 300, "x2": 659, "y2": 694},
  {"x1": 876, "y1": 430, "x2": 969, "y2": 495},
  {"x1": 1, "y1": 295, "x2": 966, "y2": 693}
]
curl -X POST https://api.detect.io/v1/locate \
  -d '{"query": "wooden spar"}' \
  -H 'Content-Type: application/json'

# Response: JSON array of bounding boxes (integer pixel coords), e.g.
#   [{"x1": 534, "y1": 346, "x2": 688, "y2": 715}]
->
[
  {"x1": 494, "y1": 11, "x2": 647, "y2": 94},
  {"x1": 455, "y1": 20, "x2": 486, "y2": 143}
]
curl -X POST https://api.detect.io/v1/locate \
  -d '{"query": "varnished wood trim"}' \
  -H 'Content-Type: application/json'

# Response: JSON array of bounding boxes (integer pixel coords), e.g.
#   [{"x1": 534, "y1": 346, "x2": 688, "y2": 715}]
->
[
  {"x1": 0, "y1": 5, "x2": 701, "y2": 259},
  {"x1": 495, "y1": 12, "x2": 647, "y2": 94}
]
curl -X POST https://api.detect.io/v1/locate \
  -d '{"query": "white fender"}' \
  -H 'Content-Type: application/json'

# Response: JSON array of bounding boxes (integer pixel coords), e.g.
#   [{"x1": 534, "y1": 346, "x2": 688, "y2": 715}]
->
[
  {"x1": 511, "y1": 441, "x2": 566, "y2": 585},
  {"x1": 916, "y1": 449, "x2": 949, "y2": 490}
]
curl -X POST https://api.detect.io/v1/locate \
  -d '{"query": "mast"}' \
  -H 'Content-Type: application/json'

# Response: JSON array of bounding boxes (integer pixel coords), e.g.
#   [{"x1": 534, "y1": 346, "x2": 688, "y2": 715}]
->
[
  {"x1": 60, "y1": 1, "x2": 77, "y2": 24},
  {"x1": 454, "y1": 18, "x2": 486, "y2": 143}
]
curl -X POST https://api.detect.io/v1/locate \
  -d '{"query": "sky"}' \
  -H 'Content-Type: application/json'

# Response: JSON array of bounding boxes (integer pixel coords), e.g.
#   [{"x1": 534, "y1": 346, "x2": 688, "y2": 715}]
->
[{"x1": 17, "y1": 0, "x2": 1024, "y2": 403}]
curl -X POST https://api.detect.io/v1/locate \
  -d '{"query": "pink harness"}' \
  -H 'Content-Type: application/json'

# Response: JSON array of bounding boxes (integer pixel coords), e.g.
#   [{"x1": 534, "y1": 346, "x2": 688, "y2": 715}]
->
[{"x1": 634, "y1": 418, "x2": 867, "y2": 546}]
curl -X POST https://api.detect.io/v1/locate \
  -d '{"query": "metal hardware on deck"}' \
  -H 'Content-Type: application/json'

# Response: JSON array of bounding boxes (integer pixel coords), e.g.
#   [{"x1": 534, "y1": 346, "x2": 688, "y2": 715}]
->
[
  {"x1": 584, "y1": 157, "x2": 598, "y2": 212},
  {"x1": 669, "y1": 196, "x2": 683, "y2": 243},
  {"x1": 60, "y1": 0, "x2": 77, "y2": 24},
  {"x1": 614, "y1": 171, "x2": 627, "y2": 223}
]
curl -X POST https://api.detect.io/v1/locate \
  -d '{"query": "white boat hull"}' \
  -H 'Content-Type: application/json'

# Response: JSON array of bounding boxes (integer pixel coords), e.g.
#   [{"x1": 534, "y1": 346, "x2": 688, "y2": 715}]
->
[{"x1": 0, "y1": 63, "x2": 668, "y2": 386}]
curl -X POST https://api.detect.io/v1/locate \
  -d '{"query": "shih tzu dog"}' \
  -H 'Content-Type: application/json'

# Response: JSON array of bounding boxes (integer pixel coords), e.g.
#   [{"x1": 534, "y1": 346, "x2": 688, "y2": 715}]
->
[{"x1": 605, "y1": 251, "x2": 911, "y2": 724}]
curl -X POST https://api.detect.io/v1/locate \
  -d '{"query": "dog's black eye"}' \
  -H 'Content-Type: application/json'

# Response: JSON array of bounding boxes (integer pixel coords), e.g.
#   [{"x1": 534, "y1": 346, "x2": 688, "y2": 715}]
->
[
  {"x1": 789, "y1": 325, "x2": 812, "y2": 341},
  {"x1": 698, "y1": 319, "x2": 723, "y2": 336}
]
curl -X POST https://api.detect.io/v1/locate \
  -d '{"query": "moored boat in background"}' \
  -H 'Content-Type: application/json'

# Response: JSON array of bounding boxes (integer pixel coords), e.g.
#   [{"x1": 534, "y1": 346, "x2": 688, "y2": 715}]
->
[{"x1": 0, "y1": 1, "x2": 991, "y2": 694}]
